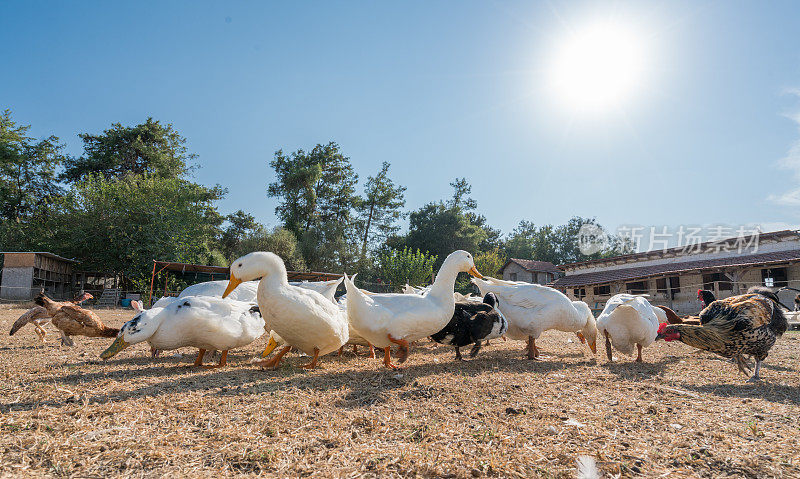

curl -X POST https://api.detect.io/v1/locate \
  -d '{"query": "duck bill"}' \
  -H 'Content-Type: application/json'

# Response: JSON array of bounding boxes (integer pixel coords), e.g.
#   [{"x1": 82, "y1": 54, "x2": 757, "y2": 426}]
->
[
  {"x1": 222, "y1": 274, "x2": 242, "y2": 298},
  {"x1": 261, "y1": 336, "x2": 278, "y2": 357},
  {"x1": 468, "y1": 267, "x2": 484, "y2": 279},
  {"x1": 588, "y1": 340, "x2": 597, "y2": 354},
  {"x1": 100, "y1": 335, "x2": 130, "y2": 360}
]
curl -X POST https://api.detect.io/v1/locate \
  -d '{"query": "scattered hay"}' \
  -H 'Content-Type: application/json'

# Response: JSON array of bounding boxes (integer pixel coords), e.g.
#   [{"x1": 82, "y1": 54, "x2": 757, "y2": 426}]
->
[{"x1": 0, "y1": 306, "x2": 798, "y2": 477}]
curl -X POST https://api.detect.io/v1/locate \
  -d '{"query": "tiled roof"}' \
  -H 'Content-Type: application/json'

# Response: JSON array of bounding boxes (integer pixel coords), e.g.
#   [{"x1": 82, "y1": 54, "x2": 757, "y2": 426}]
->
[
  {"x1": 552, "y1": 249, "x2": 800, "y2": 288},
  {"x1": 501, "y1": 258, "x2": 561, "y2": 274},
  {"x1": 559, "y1": 229, "x2": 800, "y2": 270}
]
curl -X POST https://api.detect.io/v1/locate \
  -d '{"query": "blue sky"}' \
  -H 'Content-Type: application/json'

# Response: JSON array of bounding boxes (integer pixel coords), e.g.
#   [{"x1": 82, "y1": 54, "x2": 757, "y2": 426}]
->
[{"x1": 4, "y1": 0, "x2": 800, "y2": 245}]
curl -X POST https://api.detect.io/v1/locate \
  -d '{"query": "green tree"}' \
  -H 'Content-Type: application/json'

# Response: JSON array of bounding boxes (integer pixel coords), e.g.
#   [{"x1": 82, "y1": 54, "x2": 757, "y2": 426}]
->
[
  {"x1": 391, "y1": 179, "x2": 495, "y2": 269},
  {"x1": 355, "y1": 161, "x2": 406, "y2": 256},
  {"x1": 267, "y1": 142, "x2": 359, "y2": 271},
  {"x1": 0, "y1": 110, "x2": 66, "y2": 223},
  {"x1": 447, "y1": 177, "x2": 477, "y2": 211},
  {"x1": 375, "y1": 247, "x2": 438, "y2": 292},
  {"x1": 455, "y1": 248, "x2": 508, "y2": 293},
  {"x1": 232, "y1": 226, "x2": 306, "y2": 272},
  {"x1": 46, "y1": 174, "x2": 225, "y2": 281},
  {"x1": 220, "y1": 210, "x2": 260, "y2": 260},
  {"x1": 61, "y1": 118, "x2": 193, "y2": 182},
  {"x1": 397, "y1": 202, "x2": 487, "y2": 269},
  {"x1": 503, "y1": 217, "x2": 633, "y2": 265}
]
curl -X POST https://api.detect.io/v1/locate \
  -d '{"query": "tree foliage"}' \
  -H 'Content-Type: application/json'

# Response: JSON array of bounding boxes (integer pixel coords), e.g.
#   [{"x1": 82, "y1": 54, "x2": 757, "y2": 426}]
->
[
  {"x1": 375, "y1": 247, "x2": 438, "y2": 292},
  {"x1": 390, "y1": 179, "x2": 492, "y2": 270},
  {"x1": 45, "y1": 174, "x2": 225, "y2": 281},
  {"x1": 220, "y1": 210, "x2": 260, "y2": 261},
  {"x1": 355, "y1": 161, "x2": 406, "y2": 256},
  {"x1": 231, "y1": 226, "x2": 306, "y2": 272},
  {"x1": 503, "y1": 217, "x2": 633, "y2": 265},
  {"x1": 61, "y1": 118, "x2": 193, "y2": 183},
  {"x1": 267, "y1": 142, "x2": 360, "y2": 271},
  {"x1": 0, "y1": 110, "x2": 66, "y2": 222}
]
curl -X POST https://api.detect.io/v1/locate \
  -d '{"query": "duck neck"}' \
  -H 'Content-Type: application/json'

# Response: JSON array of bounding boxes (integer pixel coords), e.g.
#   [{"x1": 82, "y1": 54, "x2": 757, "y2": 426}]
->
[
  {"x1": 428, "y1": 260, "x2": 461, "y2": 300},
  {"x1": 257, "y1": 257, "x2": 289, "y2": 288}
]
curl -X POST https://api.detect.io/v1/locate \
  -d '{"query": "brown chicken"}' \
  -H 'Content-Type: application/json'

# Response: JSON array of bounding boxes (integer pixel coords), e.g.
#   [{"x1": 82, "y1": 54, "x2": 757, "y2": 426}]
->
[
  {"x1": 656, "y1": 286, "x2": 788, "y2": 382},
  {"x1": 33, "y1": 292, "x2": 118, "y2": 346},
  {"x1": 10, "y1": 292, "x2": 93, "y2": 343}
]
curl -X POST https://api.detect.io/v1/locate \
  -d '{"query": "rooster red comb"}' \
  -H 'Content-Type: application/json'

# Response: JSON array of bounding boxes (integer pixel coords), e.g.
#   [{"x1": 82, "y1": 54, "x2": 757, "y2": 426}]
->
[{"x1": 657, "y1": 322, "x2": 669, "y2": 334}]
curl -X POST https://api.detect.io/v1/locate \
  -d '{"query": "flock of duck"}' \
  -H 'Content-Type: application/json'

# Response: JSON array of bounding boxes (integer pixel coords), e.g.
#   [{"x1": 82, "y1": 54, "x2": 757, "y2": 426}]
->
[{"x1": 11, "y1": 249, "x2": 731, "y2": 376}]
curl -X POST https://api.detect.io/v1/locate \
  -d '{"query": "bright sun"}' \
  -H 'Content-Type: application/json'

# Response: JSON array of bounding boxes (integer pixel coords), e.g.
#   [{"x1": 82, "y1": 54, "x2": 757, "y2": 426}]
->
[{"x1": 550, "y1": 22, "x2": 646, "y2": 113}]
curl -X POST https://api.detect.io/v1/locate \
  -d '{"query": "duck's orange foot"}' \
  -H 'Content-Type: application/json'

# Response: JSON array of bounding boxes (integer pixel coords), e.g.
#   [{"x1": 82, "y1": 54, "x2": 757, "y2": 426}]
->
[
  {"x1": 383, "y1": 347, "x2": 399, "y2": 369},
  {"x1": 253, "y1": 345, "x2": 292, "y2": 370},
  {"x1": 301, "y1": 347, "x2": 320, "y2": 369},
  {"x1": 388, "y1": 334, "x2": 409, "y2": 364}
]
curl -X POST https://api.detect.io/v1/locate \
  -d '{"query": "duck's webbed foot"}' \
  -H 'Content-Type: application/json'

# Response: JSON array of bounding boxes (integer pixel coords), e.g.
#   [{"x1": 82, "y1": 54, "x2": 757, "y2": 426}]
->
[
  {"x1": 388, "y1": 335, "x2": 409, "y2": 364},
  {"x1": 469, "y1": 341, "x2": 482, "y2": 358},
  {"x1": 383, "y1": 347, "x2": 398, "y2": 369}
]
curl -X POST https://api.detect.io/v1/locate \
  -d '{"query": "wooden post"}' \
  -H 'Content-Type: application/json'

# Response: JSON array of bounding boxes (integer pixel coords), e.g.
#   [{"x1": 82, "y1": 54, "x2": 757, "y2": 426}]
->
[{"x1": 148, "y1": 261, "x2": 157, "y2": 308}]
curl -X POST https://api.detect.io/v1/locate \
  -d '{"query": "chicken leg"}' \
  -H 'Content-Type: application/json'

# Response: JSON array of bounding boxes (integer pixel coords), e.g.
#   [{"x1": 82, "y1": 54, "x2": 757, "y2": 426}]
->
[{"x1": 747, "y1": 360, "x2": 763, "y2": 383}]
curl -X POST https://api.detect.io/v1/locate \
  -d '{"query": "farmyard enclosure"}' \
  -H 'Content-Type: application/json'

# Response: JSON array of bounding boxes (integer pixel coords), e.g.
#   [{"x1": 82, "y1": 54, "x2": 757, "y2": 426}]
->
[{"x1": 1, "y1": 305, "x2": 798, "y2": 478}]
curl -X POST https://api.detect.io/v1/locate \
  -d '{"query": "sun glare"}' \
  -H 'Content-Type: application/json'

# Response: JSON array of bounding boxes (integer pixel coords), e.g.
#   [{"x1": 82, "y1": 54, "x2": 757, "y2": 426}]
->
[{"x1": 550, "y1": 22, "x2": 646, "y2": 113}]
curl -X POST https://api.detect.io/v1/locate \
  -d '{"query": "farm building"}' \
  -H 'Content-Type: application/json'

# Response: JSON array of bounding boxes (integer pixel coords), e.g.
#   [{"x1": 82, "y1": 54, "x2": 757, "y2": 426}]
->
[
  {"x1": 498, "y1": 258, "x2": 562, "y2": 284},
  {"x1": 553, "y1": 229, "x2": 800, "y2": 315},
  {"x1": 0, "y1": 252, "x2": 77, "y2": 301}
]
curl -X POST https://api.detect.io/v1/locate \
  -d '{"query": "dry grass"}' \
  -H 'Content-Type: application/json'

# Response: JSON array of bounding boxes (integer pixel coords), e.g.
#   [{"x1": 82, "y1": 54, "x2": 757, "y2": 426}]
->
[{"x1": 0, "y1": 305, "x2": 799, "y2": 478}]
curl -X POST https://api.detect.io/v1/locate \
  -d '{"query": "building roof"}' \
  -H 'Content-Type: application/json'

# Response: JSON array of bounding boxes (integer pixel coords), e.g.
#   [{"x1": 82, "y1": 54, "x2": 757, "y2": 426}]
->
[
  {"x1": 552, "y1": 248, "x2": 800, "y2": 288},
  {"x1": 0, "y1": 251, "x2": 77, "y2": 263},
  {"x1": 500, "y1": 258, "x2": 561, "y2": 274},
  {"x1": 153, "y1": 261, "x2": 342, "y2": 282},
  {"x1": 559, "y1": 229, "x2": 800, "y2": 270}
]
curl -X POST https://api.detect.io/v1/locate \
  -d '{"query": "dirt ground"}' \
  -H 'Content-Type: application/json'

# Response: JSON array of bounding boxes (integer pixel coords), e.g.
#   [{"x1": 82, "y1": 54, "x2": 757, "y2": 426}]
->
[{"x1": 0, "y1": 305, "x2": 798, "y2": 478}]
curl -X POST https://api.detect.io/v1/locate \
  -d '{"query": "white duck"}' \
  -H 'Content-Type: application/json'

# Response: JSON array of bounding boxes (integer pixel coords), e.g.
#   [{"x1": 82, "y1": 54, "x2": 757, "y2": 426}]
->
[
  {"x1": 343, "y1": 250, "x2": 483, "y2": 369},
  {"x1": 595, "y1": 293, "x2": 660, "y2": 362},
  {"x1": 260, "y1": 279, "x2": 374, "y2": 360},
  {"x1": 224, "y1": 252, "x2": 349, "y2": 370},
  {"x1": 100, "y1": 296, "x2": 265, "y2": 367},
  {"x1": 289, "y1": 278, "x2": 344, "y2": 303},
  {"x1": 153, "y1": 278, "x2": 342, "y2": 307},
  {"x1": 472, "y1": 277, "x2": 598, "y2": 359}
]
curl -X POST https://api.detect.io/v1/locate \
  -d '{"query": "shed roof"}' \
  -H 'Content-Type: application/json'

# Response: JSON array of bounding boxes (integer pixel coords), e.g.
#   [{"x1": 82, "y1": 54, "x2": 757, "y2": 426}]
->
[
  {"x1": 552, "y1": 248, "x2": 800, "y2": 288},
  {"x1": 500, "y1": 258, "x2": 561, "y2": 274},
  {"x1": 0, "y1": 251, "x2": 77, "y2": 263}
]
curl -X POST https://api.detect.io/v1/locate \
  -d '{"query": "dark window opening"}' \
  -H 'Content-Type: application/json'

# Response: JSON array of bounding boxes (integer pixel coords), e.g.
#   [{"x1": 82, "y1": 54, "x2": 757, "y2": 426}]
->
[
  {"x1": 593, "y1": 285, "x2": 611, "y2": 296},
  {"x1": 626, "y1": 281, "x2": 648, "y2": 294},
  {"x1": 656, "y1": 276, "x2": 681, "y2": 298},
  {"x1": 702, "y1": 272, "x2": 732, "y2": 291},
  {"x1": 762, "y1": 268, "x2": 788, "y2": 288},
  {"x1": 509, "y1": 273, "x2": 517, "y2": 281},
  {"x1": 573, "y1": 288, "x2": 586, "y2": 299}
]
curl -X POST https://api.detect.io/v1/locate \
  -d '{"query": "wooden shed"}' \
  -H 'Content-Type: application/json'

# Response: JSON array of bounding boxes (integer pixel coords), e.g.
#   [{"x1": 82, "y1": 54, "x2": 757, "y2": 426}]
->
[{"x1": 0, "y1": 252, "x2": 77, "y2": 301}]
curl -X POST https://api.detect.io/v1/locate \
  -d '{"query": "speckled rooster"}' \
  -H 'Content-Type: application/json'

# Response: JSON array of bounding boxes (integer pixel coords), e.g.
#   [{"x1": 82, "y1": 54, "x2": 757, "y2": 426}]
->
[{"x1": 656, "y1": 286, "x2": 788, "y2": 382}]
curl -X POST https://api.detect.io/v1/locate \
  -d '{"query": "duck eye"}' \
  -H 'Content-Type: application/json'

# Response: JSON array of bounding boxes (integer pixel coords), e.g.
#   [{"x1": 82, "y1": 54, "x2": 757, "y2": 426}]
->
[{"x1": 238, "y1": 263, "x2": 243, "y2": 268}]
